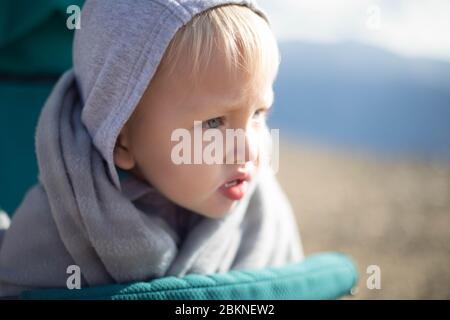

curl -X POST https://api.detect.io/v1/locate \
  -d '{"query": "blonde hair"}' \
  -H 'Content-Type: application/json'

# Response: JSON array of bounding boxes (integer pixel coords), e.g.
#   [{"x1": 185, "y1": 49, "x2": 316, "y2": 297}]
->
[{"x1": 158, "y1": 4, "x2": 280, "y2": 87}]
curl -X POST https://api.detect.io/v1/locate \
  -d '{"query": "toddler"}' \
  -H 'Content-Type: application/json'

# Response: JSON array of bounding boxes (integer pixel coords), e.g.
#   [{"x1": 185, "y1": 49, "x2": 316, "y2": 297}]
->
[{"x1": 0, "y1": 0, "x2": 303, "y2": 297}]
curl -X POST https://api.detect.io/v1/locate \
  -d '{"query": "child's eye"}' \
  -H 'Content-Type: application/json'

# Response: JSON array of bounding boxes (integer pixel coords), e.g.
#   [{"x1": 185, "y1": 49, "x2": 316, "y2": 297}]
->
[
  {"x1": 252, "y1": 108, "x2": 269, "y2": 121},
  {"x1": 202, "y1": 117, "x2": 224, "y2": 129}
]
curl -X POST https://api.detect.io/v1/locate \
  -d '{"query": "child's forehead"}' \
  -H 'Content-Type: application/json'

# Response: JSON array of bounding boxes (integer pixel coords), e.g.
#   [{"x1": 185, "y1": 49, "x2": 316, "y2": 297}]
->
[
  {"x1": 179, "y1": 68, "x2": 274, "y2": 117},
  {"x1": 152, "y1": 22, "x2": 279, "y2": 114},
  {"x1": 163, "y1": 44, "x2": 276, "y2": 91},
  {"x1": 158, "y1": 26, "x2": 279, "y2": 90}
]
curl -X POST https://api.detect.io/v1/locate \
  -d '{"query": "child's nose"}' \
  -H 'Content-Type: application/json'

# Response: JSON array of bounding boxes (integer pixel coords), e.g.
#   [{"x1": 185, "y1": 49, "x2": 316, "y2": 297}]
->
[
  {"x1": 232, "y1": 128, "x2": 259, "y2": 165},
  {"x1": 245, "y1": 130, "x2": 259, "y2": 163}
]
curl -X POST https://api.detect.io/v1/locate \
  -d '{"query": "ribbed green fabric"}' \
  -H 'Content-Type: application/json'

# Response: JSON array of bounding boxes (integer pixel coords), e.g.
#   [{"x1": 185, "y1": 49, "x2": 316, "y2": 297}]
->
[{"x1": 20, "y1": 253, "x2": 358, "y2": 300}]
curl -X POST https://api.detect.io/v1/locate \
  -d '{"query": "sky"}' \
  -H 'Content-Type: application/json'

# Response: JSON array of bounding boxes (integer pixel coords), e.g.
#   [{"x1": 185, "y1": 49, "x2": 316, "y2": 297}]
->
[{"x1": 258, "y1": 0, "x2": 450, "y2": 63}]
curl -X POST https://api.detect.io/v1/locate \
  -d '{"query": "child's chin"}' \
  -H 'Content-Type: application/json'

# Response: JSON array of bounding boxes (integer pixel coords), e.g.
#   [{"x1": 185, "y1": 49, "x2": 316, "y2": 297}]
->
[{"x1": 195, "y1": 202, "x2": 237, "y2": 219}]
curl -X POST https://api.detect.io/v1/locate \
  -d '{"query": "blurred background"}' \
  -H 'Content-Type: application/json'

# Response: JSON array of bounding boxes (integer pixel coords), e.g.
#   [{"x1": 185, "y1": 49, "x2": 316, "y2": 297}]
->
[
  {"x1": 1, "y1": 0, "x2": 449, "y2": 299},
  {"x1": 259, "y1": 0, "x2": 450, "y2": 299}
]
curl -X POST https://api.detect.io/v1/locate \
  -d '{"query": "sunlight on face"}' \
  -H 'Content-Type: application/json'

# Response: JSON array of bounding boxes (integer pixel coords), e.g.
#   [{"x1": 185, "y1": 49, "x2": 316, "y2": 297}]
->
[{"x1": 119, "y1": 49, "x2": 275, "y2": 218}]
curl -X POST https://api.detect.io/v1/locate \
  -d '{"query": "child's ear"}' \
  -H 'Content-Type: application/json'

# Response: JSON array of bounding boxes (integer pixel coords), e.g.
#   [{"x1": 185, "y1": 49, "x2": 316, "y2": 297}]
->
[{"x1": 113, "y1": 126, "x2": 136, "y2": 170}]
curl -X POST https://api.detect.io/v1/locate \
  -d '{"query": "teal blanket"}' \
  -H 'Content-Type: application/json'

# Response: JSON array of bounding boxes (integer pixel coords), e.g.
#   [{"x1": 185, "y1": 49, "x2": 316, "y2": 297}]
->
[{"x1": 20, "y1": 253, "x2": 358, "y2": 300}]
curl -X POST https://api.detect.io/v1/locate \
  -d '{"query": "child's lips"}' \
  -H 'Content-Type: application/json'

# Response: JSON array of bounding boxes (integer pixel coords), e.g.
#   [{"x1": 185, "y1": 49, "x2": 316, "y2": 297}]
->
[
  {"x1": 220, "y1": 179, "x2": 247, "y2": 200},
  {"x1": 219, "y1": 172, "x2": 251, "y2": 201}
]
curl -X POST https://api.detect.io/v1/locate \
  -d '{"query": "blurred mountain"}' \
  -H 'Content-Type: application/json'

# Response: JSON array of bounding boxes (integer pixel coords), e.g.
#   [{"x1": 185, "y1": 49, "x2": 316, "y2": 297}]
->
[{"x1": 269, "y1": 41, "x2": 450, "y2": 160}]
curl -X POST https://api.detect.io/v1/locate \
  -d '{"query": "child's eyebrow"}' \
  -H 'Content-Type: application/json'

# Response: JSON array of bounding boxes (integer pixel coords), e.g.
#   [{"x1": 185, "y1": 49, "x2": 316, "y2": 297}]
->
[
  {"x1": 210, "y1": 90, "x2": 274, "y2": 114},
  {"x1": 188, "y1": 90, "x2": 275, "y2": 120}
]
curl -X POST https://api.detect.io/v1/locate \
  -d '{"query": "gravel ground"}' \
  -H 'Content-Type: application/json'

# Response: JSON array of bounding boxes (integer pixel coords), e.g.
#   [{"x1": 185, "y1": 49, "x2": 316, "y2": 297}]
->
[{"x1": 277, "y1": 142, "x2": 450, "y2": 299}]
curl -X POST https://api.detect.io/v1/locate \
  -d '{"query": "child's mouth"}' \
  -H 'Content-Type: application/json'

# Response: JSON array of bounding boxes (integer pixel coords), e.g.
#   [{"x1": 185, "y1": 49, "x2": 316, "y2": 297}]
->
[
  {"x1": 221, "y1": 179, "x2": 247, "y2": 200},
  {"x1": 224, "y1": 179, "x2": 240, "y2": 188},
  {"x1": 220, "y1": 173, "x2": 250, "y2": 201}
]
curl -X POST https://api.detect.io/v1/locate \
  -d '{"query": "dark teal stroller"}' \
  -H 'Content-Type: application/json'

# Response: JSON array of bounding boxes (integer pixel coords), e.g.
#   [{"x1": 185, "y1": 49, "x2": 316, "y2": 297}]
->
[{"x1": 0, "y1": 0, "x2": 358, "y2": 300}]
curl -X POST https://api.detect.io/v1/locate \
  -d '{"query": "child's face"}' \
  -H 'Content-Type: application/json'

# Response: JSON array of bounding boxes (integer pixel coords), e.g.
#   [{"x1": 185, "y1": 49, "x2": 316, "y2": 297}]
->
[{"x1": 115, "y1": 50, "x2": 275, "y2": 218}]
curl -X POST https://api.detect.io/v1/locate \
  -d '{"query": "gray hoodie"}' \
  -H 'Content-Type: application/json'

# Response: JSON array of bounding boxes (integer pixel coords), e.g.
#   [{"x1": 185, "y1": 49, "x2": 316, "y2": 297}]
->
[{"x1": 0, "y1": 0, "x2": 303, "y2": 297}]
